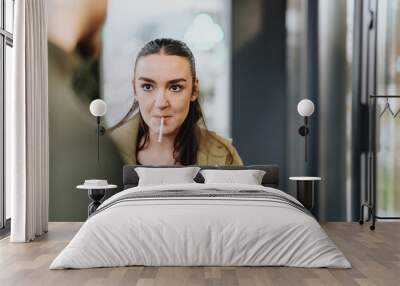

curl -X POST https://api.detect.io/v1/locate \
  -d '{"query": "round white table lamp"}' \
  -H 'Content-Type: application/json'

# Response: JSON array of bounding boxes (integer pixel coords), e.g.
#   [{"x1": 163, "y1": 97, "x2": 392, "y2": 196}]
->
[
  {"x1": 297, "y1": 99, "x2": 315, "y2": 162},
  {"x1": 89, "y1": 99, "x2": 107, "y2": 161},
  {"x1": 90, "y1": 99, "x2": 107, "y2": 117},
  {"x1": 297, "y1": 99, "x2": 315, "y2": 117}
]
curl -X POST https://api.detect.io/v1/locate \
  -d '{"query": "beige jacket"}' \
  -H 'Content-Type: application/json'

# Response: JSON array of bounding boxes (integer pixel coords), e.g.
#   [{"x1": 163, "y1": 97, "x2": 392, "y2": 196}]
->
[{"x1": 108, "y1": 113, "x2": 243, "y2": 166}]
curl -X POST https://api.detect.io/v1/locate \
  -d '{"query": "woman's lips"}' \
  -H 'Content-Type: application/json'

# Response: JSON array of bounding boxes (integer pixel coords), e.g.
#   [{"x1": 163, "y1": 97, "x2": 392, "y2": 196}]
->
[{"x1": 152, "y1": 116, "x2": 172, "y2": 124}]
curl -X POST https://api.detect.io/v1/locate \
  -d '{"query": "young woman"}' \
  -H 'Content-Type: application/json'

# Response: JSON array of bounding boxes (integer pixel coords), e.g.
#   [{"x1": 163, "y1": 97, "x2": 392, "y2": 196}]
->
[{"x1": 108, "y1": 38, "x2": 242, "y2": 166}]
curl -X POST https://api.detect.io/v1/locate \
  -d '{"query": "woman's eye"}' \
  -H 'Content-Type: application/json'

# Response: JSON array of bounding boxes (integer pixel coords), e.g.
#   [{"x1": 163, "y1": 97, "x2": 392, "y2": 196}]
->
[
  {"x1": 142, "y1": 84, "x2": 153, "y2": 91},
  {"x1": 170, "y1": 85, "x2": 182, "y2": 92}
]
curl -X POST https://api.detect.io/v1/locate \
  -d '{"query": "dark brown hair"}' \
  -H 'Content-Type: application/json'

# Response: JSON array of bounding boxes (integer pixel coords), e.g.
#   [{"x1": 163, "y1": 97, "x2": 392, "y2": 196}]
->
[{"x1": 112, "y1": 38, "x2": 207, "y2": 165}]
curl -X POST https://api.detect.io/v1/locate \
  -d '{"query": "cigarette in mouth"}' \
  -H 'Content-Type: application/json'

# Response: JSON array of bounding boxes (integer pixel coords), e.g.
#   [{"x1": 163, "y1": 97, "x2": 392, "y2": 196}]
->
[{"x1": 158, "y1": 117, "x2": 164, "y2": 142}]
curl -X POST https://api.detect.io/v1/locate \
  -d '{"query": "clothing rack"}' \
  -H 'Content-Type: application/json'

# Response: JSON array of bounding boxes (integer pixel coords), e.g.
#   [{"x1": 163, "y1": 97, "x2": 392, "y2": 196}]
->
[{"x1": 359, "y1": 94, "x2": 400, "y2": 230}]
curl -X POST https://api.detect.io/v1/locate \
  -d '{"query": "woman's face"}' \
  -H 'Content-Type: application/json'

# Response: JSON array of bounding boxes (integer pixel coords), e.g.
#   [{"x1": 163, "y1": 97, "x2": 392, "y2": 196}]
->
[{"x1": 133, "y1": 53, "x2": 198, "y2": 137}]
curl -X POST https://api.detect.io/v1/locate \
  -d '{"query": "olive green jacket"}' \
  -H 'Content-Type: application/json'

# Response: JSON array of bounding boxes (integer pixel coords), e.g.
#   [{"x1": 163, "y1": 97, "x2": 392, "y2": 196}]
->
[{"x1": 108, "y1": 113, "x2": 243, "y2": 166}]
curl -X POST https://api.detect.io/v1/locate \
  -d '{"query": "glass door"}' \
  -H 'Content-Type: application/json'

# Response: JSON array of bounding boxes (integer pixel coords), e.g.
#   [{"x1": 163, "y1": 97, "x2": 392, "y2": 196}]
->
[{"x1": 375, "y1": 0, "x2": 400, "y2": 216}]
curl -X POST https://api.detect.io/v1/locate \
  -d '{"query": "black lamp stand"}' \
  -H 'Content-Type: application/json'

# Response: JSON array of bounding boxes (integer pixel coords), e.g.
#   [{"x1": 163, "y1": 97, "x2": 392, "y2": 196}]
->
[
  {"x1": 298, "y1": 116, "x2": 310, "y2": 162},
  {"x1": 96, "y1": 116, "x2": 106, "y2": 162}
]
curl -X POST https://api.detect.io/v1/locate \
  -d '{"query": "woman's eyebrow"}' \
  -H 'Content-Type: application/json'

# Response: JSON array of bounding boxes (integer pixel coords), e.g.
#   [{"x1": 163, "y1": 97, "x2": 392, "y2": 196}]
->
[
  {"x1": 168, "y1": 78, "x2": 187, "y2": 84},
  {"x1": 137, "y1": 77, "x2": 156, "y2": 83}
]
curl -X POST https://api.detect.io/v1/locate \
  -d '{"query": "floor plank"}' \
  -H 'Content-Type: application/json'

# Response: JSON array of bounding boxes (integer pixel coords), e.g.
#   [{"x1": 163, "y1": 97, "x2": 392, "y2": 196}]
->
[{"x1": 0, "y1": 222, "x2": 399, "y2": 286}]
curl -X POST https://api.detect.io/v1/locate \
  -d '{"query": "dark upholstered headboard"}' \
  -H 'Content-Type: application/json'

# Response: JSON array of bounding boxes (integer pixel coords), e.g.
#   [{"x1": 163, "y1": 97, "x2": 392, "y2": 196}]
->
[{"x1": 123, "y1": 165, "x2": 279, "y2": 189}]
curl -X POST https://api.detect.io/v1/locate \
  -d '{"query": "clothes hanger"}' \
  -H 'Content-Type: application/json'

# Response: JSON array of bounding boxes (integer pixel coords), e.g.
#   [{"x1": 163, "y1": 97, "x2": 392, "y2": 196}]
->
[
  {"x1": 394, "y1": 108, "x2": 400, "y2": 118},
  {"x1": 378, "y1": 97, "x2": 394, "y2": 118},
  {"x1": 389, "y1": 98, "x2": 400, "y2": 118}
]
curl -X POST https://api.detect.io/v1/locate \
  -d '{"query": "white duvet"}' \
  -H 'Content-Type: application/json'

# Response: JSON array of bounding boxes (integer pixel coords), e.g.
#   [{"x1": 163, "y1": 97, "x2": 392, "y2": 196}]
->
[{"x1": 50, "y1": 183, "x2": 351, "y2": 269}]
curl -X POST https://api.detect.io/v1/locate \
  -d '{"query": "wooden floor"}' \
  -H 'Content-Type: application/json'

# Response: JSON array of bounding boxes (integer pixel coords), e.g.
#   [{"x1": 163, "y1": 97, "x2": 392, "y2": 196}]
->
[{"x1": 0, "y1": 222, "x2": 399, "y2": 286}]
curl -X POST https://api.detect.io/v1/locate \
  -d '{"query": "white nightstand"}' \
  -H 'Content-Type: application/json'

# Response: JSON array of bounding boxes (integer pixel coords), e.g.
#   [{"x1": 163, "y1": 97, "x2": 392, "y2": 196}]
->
[
  {"x1": 289, "y1": 177, "x2": 321, "y2": 210},
  {"x1": 77, "y1": 182, "x2": 117, "y2": 216}
]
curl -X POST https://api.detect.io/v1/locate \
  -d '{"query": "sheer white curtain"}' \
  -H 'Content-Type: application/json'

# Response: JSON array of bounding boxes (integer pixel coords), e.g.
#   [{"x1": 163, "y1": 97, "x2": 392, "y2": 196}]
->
[{"x1": 7, "y1": 0, "x2": 49, "y2": 242}]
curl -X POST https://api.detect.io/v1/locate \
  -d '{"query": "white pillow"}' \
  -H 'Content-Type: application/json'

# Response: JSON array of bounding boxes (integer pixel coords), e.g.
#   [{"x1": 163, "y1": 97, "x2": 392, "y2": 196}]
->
[
  {"x1": 135, "y1": 167, "x2": 201, "y2": 186},
  {"x1": 200, "y1": 169, "x2": 266, "y2": 185}
]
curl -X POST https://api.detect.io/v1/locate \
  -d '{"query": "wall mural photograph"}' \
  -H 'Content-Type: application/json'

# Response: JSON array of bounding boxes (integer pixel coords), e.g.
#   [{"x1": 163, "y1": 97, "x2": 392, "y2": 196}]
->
[{"x1": 46, "y1": 0, "x2": 400, "y2": 228}]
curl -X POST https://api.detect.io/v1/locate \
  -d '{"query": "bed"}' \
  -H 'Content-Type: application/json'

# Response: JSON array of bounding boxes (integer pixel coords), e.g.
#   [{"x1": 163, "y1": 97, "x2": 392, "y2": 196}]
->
[{"x1": 50, "y1": 165, "x2": 351, "y2": 269}]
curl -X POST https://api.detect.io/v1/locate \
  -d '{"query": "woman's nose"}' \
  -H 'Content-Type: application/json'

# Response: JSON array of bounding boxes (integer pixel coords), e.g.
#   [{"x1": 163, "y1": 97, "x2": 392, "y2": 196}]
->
[{"x1": 155, "y1": 91, "x2": 169, "y2": 108}]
